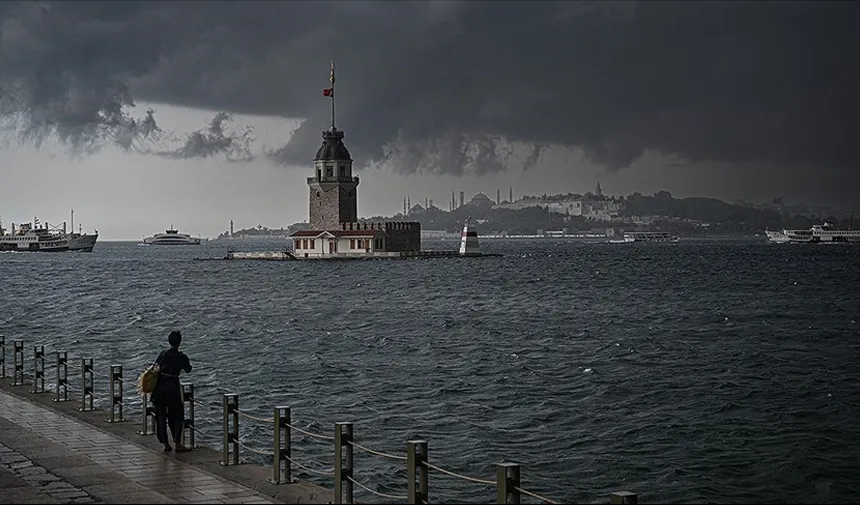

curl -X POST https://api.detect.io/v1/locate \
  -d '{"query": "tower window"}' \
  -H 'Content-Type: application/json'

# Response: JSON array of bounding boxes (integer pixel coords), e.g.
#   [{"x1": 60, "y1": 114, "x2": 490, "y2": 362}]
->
[
  {"x1": 317, "y1": 169, "x2": 321, "y2": 179},
  {"x1": 326, "y1": 167, "x2": 333, "y2": 177},
  {"x1": 339, "y1": 165, "x2": 345, "y2": 177}
]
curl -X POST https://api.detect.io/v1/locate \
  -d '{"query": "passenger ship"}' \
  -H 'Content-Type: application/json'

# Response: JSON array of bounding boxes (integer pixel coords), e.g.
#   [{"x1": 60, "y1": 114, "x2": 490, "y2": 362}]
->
[
  {"x1": 765, "y1": 222, "x2": 860, "y2": 243},
  {"x1": 617, "y1": 231, "x2": 679, "y2": 243},
  {"x1": 142, "y1": 226, "x2": 201, "y2": 245},
  {"x1": 0, "y1": 212, "x2": 99, "y2": 252},
  {"x1": 0, "y1": 221, "x2": 70, "y2": 252}
]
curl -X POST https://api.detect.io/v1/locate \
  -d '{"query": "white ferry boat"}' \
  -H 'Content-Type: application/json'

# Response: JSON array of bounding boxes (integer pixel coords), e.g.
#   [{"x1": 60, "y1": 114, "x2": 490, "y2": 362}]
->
[
  {"x1": 0, "y1": 211, "x2": 99, "y2": 252},
  {"x1": 765, "y1": 223, "x2": 860, "y2": 243},
  {"x1": 0, "y1": 221, "x2": 69, "y2": 252},
  {"x1": 142, "y1": 226, "x2": 201, "y2": 245},
  {"x1": 620, "y1": 231, "x2": 679, "y2": 243}
]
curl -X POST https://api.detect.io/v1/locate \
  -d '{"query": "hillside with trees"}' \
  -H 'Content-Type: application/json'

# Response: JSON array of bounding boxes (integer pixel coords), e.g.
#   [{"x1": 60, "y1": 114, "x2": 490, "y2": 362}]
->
[{"x1": 365, "y1": 192, "x2": 854, "y2": 236}]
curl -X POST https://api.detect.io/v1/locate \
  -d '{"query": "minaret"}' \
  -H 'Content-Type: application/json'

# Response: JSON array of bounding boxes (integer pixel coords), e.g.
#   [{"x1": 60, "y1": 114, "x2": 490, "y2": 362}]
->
[
  {"x1": 230, "y1": 220, "x2": 234, "y2": 238},
  {"x1": 307, "y1": 60, "x2": 359, "y2": 229}
]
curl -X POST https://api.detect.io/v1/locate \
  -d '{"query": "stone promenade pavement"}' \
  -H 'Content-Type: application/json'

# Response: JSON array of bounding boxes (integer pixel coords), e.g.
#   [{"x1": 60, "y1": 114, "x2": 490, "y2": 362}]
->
[{"x1": 0, "y1": 387, "x2": 328, "y2": 504}]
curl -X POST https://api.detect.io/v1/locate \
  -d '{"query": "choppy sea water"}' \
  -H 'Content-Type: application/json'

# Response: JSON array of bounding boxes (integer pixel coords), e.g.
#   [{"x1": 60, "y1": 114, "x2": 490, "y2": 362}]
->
[{"x1": 1, "y1": 238, "x2": 859, "y2": 504}]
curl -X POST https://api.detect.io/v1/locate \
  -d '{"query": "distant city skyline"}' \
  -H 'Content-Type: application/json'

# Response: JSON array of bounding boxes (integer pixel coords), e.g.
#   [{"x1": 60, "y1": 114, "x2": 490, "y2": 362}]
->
[
  {"x1": 0, "y1": 101, "x2": 852, "y2": 241},
  {"x1": 1, "y1": 104, "x2": 850, "y2": 242}
]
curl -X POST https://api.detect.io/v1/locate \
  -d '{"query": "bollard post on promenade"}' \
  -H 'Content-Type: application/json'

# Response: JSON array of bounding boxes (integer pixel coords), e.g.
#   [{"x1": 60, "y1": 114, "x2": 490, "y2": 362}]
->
[
  {"x1": 0, "y1": 335, "x2": 5, "y2": 378},
  {"x1": 496, "y1": 462, "x2": 521, "y2": 504},
  {"x1": 406, "y1": 440, "x2": 428, "y2": 505},
  {"x1": 31, "y1": 345, "x2": 45, "y2": 394},
  {"x1": 272, "y1": 406, "x2": 291, "y2": 485},
  {"x1": 138, "y1": 393, "x2": 157, "y2": 436},
  {"x1": 334, "y1": 422, "x2": 354, "y2": 504},
  {"x1": 79, "y1": 358, "x2": 94, "y2": 411},
  {"x1": 107, "y1": 365, "x2": 124, "y2": 423},
  {"x1": 181, "y1": 383, "x2": 195, "y2": 448},
  {"x1": 12, "y1": 340, "x2": 24, "y2": 386},
  {"x1": 221, "y1": 393, "x2": 239, "y2": 466},
  {"x1": 54, "y1": 351, "x2": 69, "y2": 402},
  {"x1": 610, "y1": 491, "x2": 638, "y2": 504}
]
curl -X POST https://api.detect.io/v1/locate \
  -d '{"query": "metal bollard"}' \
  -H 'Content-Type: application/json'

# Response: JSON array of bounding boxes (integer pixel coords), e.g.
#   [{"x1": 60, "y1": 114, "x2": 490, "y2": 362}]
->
[
  {"x1": 181, "y1": 383, "x2": 195, "y2": 448},
  {"x1": 610, "y1": 491, "x2": 638, "y2": 504},
  {"x1": 54, "y1": 351, "x2": 69, "y2": 402},
  {"x1": 220, "y1": 393, "x2": 239, "y2": 466},
  {"x1": 107, "y1": 365, "x2": 124, "y2": 423},
  {"x1": 79, "y1": 358, "x2": 94, "y2": 411},
  {"x1": 496, "y1": 463, "x2": 521, "y2": 504},
  {"x1": 0, "y1": 335, "x2": 5, "y2": 378},
  {"x1": 31, "y1": 345, "x2": 45, "y2": 393},
  {"x1": 272, "y1": 406, "x2": 291, "y2": 485},
  {"x1": 406, "y1": 440, "x2": 428, "y2": 505},
  {"x1": 138, "y1": 393, "x2": 157, "y2": 436},
  {"x1": 12, "y1": 340, "x2": 24, "y2": 386},
  {"x1": 334, "y1": 422, "x2": 354, "y2": 504}
]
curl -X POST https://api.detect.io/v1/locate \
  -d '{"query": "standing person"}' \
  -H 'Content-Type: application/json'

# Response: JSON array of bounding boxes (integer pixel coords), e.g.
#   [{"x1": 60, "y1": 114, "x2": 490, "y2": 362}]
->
[{"x1": 151, "y1": 330, "x2": 193, "y2": 452}]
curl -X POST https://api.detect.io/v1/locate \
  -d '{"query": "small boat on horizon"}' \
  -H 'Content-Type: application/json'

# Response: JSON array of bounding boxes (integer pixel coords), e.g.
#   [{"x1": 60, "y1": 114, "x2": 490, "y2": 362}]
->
[{"x1": 611, "y1": 231, "x2": 679, "y2": 243}]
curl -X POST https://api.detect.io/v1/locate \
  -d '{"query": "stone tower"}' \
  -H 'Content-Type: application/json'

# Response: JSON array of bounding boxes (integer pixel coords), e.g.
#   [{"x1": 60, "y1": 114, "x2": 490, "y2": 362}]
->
[
  {"x1": 595, "y1": 181, "x2": 603, "y2": 197},
  {"x1": 307, "y1": 61, "x2": 359, "y2": 229}
]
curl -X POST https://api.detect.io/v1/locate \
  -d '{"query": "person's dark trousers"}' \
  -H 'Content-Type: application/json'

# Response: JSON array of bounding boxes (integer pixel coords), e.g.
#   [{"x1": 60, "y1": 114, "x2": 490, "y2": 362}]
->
[
  {"x1": 155, "y1": 403, "x2": 170, "y2": 445},
  {"x1": 166, "y1": 401, "x2": 186, "y2": 445}
]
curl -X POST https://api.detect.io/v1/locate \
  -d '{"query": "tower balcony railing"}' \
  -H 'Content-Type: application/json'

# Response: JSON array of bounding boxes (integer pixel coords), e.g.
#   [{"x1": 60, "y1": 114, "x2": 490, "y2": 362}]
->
[{"x1": 307, "y1": 176, "x2": 360, "y2": 184}]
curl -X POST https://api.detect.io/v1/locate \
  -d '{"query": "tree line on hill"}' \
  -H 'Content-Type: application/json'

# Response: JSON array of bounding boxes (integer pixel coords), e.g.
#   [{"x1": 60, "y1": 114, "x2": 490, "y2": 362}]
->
[{"x1": 369, "y1": 192, "x2": 854, "y2": 236}]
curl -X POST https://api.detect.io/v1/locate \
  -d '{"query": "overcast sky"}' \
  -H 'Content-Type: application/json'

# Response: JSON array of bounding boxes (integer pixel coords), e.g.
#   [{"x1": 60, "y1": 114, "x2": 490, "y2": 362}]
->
[{"x1": 1, "y1": 1, "x2": 858, "y2": 240}]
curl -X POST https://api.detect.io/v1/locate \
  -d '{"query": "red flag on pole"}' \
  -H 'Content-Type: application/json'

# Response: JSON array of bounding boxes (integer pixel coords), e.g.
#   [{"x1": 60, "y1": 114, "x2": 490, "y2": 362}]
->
[{"x1": 322, "y1": 88, "x2": 334, "y2": 97}]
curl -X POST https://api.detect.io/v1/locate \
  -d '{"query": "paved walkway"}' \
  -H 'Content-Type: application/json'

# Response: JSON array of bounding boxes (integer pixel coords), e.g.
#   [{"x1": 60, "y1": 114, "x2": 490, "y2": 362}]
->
[{"x1": 0, "y1": 389, "x2": 277, "y2": 504}]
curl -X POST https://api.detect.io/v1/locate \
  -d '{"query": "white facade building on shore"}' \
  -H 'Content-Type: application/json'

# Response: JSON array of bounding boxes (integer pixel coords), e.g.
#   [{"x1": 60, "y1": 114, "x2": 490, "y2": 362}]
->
[
  {"x1": 493, "y1": 197, "x2": 622, "y2": 221},
  {"x1": 488, "y1": 181, "x2": 622, "y2": 221}
]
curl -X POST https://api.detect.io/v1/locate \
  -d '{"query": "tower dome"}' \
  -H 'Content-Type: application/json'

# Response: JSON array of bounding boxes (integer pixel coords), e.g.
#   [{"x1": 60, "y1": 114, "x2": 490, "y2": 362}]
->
[{"x1": 315, "y1": 128, "x2": 352, "y2": 161}]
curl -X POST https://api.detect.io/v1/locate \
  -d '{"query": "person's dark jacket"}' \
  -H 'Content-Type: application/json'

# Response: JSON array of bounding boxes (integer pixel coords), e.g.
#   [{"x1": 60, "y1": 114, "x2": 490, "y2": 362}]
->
[{"x1": 150, "y1": 347, "x2": 192, "y2": 406}]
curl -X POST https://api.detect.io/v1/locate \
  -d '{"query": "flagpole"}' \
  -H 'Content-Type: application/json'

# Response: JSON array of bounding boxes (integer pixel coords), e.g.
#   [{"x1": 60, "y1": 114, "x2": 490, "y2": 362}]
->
[{"x1": 330, "y1": 60, "x2": 336, "y2": 130}]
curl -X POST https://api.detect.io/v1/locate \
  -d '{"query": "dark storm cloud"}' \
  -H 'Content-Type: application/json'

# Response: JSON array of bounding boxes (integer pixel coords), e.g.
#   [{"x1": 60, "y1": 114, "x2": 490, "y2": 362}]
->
[
  {"x1": 1, "y1": 0, "x2": 858, "y2": 177},
  {"x1": 146, "y1": 112, "x2": 255, "y2": 163}
]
